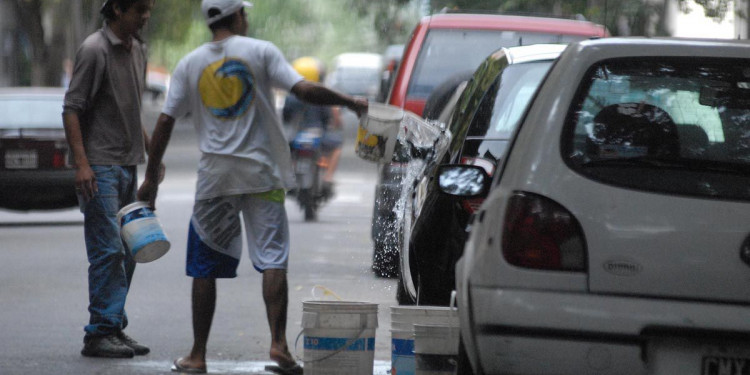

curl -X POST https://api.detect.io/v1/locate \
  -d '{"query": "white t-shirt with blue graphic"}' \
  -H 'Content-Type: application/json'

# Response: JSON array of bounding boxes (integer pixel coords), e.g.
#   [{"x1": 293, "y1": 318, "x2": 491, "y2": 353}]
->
[{"x1": 163, "y1": 35, "x2": 303, "y2": 200}]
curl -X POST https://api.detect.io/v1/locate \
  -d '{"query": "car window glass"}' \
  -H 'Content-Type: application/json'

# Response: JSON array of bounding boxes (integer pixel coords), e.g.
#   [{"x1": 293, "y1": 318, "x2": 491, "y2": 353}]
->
[
  {"x1": 407, "y1": 29, "x2": 585, "y2": 100},
  {"x1": 565, "y1": 57, "x2": 750, "y2": 201},
  {"x1": 461, "y1": 61, "x2": 553, "y2": 162},
  {"x1": 0, "y1": 98, "x2": 64, "y2": 129}
]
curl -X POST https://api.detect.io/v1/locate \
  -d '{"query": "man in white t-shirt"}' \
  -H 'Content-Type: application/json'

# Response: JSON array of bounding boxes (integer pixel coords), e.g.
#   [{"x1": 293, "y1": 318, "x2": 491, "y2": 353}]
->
[{"x1": 136, "y1": 1, "x2": 367, "y2": 373}]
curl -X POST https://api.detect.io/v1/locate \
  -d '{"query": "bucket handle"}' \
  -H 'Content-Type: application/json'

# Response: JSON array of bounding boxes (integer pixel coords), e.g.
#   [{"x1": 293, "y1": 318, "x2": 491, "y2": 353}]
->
[{"x1": 293, "y1": 313, "x2": 368, "y2": 364}]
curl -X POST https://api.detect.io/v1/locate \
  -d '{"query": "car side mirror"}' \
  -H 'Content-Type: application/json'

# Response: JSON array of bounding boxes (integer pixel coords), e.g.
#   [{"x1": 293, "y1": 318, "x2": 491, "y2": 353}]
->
[{"x1": 437, "y1": 164, "x2": 490, "y2": 198}]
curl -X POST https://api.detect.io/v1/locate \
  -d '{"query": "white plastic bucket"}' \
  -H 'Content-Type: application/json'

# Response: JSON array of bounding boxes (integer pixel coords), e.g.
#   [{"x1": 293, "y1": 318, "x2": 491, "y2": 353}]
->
[
  {"x1": 116, "y1": 201, "x2": 170, "y2": 263},
  {"x1": 390, "y1": 306, "x2": 459, "y2": 375},
  {"x1": 413, "y1": 324, "x2": 460, "y2": 375},
  {"x1": 355, "y1": 103, "x2": 403, "y2": 163},
  {"x1": 301, "y1": 301, "x2": 379, "y2": 375}
]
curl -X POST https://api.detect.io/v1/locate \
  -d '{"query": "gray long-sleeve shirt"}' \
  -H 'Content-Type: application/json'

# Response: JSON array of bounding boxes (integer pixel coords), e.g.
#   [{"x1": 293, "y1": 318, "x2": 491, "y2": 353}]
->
[{"x1": 63, "y1": 25, "x2": 147, "y2": 166}]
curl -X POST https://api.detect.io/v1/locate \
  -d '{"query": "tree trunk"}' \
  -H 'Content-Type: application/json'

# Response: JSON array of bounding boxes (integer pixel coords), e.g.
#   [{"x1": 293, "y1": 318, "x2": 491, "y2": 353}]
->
[{"x1": 15, "y1": 0, "x2": 48, "y2": 86}]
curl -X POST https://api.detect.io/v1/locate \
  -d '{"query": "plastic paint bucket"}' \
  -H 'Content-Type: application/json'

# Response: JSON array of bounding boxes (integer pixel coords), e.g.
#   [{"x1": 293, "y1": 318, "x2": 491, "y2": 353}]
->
[
  {"x1": 390, "y1": 306, "x2": 459, "y2": 375},
  {"x1": 413, "y1": 324, "x2": 460, "y2": 375},
  {"x1": 356, "y1": 103, "x2": 403, "y2": 163},
  {"x1": 301, "y1": 300, "x2": 379, "y2": 375},
  {"x1": 116, "y1": 201, "x2": 170, "y2": 263}
]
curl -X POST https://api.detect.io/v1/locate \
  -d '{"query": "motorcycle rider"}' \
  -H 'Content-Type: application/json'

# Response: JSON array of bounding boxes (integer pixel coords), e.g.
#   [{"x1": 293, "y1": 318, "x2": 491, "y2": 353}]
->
[{"x1": 282, "y1": 56, "x2": 343, "y2": 198}]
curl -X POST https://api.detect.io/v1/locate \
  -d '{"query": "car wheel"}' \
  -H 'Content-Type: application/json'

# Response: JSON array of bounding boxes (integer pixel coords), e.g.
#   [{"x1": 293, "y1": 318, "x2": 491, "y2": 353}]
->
[
  {"x1": 456, "y1": 335, "x2": 476, "y2": 375},
  {"x1": 396, "y1": 277, "x2": 414, "y2": 305}
]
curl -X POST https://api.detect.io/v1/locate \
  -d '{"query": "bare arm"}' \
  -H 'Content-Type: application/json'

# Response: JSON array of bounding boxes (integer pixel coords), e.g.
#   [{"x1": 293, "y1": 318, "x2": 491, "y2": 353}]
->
[
  {"x1": 137, "y1": 113, "x2": 175, "y2": 209},
  {"x1": 62, "y1": 112, "x2": 97, "y2": 200},
  {"x1": 291, "y1": 81, "x2": 368, "y2": 117}
]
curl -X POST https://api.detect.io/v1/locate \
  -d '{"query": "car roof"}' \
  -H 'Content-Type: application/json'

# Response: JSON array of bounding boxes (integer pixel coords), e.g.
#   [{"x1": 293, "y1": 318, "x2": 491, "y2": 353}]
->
[
  {"x1": 422, "y1": 13, "x2": 608, "y2": 36},
  {"x1": 504, "y1": 44, "x2": 568, "y2": 64},
  {"x1": 571, "y1": 36, "x2": 750, "y2": 58},
  {"x1": 0, "y1": 87, "x2": 66, "y2": 98}
]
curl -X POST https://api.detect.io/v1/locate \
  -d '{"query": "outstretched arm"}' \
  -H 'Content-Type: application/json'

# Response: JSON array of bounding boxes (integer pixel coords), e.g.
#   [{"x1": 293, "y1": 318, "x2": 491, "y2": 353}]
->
[
  {"x1": 137, "y1": 113, "x2": 176, "y2": 209},
  {"x1": 291, "y1": 81, "x2": 368, "y2": 117}
]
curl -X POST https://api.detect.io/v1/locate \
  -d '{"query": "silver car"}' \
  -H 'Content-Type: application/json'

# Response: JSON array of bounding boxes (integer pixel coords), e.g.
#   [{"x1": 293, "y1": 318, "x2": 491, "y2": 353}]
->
[{"x1": 445, "y1": 38, "x2": 750, "y2": 374}]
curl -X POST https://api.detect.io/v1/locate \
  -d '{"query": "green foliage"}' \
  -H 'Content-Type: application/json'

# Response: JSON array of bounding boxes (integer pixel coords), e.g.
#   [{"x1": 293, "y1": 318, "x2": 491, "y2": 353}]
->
[{"x1": 146, "y1": 0, "x2": 417, "y2": 71}]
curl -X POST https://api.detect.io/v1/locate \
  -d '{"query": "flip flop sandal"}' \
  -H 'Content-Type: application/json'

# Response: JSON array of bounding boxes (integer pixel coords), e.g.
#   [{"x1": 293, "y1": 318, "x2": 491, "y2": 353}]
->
[
  {"x1": 171, "y1": 358, "x2": 207, "y2": 374},
  {"x1": 264, "y1": 364, "x2": 303, "y2": 375}
]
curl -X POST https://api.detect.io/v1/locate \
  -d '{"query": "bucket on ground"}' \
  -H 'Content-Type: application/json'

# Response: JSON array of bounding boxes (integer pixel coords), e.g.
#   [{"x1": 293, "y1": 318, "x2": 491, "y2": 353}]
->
[
  {"x1": 390, "y1": 306, "x2": 459, "y2": 375},
  {"x1": 301, "y1": 300, "x2": 378, "y2": 375},
  {"x1": 413, "y1": 324, "x2": 460, "y2": 375},
  {"x1": 356, "y1": 103, "x2": 403, "y2": 163},
  {"x1": 117, "y1": 201, "x2": 170, "y2": 263}
]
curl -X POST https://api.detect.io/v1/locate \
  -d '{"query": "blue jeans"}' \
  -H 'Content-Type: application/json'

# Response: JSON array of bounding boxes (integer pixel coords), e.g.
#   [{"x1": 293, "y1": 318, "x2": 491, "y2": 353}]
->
[{"x1": 81, "y1": 165, "x2": 137, "y2": 337}]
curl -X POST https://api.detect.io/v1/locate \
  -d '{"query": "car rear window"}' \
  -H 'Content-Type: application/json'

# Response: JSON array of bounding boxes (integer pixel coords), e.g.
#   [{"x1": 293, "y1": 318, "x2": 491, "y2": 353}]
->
[
  {"x1": 0, "y1": 97, "x2": 64, "y2": 129},
  {"x1": 564, "y1": 57, "x2": 750, "y2": 201},
  {"x1": 407, "y1": 29, "x2": 585, "y2": 100},
  {"x1": 461, "y1": 61, "x2": 554, "y2": 162}
]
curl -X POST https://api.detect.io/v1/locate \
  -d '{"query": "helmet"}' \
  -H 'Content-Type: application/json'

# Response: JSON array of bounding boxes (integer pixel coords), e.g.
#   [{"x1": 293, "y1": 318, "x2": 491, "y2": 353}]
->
[{"x1": 292, "y1": 57, "x2": 323, "y2": 83}]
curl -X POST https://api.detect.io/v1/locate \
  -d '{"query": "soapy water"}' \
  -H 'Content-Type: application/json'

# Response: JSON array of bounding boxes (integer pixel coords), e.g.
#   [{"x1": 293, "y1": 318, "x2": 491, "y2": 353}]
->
[{"x1": 370, "y1": 114, "x2": 452, "y2": 277}]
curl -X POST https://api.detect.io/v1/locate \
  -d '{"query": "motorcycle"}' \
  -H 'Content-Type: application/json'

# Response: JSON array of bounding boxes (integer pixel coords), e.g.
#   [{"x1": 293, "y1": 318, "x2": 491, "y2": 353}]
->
[{"x1": 290, "y1": 127, "x2": 332, "y2": 221}]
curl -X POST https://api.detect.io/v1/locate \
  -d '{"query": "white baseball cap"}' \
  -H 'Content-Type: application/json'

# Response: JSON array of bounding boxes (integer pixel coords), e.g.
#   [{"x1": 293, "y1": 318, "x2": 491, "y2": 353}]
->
[{"x1": 201, "y1": 0, "x2": 253, "y2": 25}]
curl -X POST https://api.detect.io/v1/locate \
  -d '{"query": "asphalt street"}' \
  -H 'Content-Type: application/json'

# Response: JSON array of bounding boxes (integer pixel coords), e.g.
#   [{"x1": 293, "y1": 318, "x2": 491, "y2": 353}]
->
[{"x1": 0, "y1": 106, "x2": 401, "y2": 374}]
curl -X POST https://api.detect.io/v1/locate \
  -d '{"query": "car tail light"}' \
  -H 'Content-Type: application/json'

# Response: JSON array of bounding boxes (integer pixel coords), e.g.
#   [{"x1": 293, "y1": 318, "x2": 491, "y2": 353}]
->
[
  {"x1": 501, "y1": 191, "x2": 587, "y2": 271},
  {"x1": 52, "y1": 149, "x2": 66, "y2": 168},
  {"x1": 296, "y1": 149, "x2": 315, "y2": 158},
  {"x1": 459, "y1": 157, "x2": 495, "y2": 214}
]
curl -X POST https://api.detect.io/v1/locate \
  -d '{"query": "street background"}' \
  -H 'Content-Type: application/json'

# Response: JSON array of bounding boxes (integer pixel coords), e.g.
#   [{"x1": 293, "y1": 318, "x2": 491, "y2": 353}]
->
[{"x1": 0, "y1": 104, "x2": 397, "y2": 374}]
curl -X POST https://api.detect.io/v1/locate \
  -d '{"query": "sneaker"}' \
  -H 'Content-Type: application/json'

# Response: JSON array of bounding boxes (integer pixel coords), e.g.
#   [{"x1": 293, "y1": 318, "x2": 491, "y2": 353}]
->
[
  {"x1": 116, "y1": 331, "x2": 150, "y2": 355},
  {"x1": 81, "y1": 334, "x2": 135, "y2": 358}
]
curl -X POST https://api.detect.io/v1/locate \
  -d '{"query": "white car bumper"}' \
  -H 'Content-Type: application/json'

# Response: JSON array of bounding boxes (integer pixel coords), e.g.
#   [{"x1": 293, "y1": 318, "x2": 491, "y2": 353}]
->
[{"x1": 464, "y1": 286, "x2": 750, "y2": 375}]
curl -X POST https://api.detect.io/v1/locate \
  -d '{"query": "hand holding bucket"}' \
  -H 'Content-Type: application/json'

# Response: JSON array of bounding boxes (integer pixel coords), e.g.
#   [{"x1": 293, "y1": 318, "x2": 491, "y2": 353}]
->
[{"x1": 117, "y1": 201, "x2": 170, "y2": 263}]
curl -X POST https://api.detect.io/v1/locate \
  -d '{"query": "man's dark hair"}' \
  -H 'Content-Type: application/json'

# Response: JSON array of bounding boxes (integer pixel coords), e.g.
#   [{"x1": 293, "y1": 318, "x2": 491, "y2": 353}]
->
[
  {"x1": 100, "y1": 0, "x2": 141, "y2": 20},
  {"x1": 208, "y1": 7, "x2": 240, "y2": 32}
]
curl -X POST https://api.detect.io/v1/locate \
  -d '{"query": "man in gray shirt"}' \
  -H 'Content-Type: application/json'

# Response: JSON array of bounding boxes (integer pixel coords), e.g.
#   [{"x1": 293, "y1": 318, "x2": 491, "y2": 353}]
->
[{"x1": 62, "y1": 0, "x2": 155, "y2": 359}]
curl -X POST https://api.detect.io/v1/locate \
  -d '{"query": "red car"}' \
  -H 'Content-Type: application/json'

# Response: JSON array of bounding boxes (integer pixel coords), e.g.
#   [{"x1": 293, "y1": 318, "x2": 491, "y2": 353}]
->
[
  {"x1": 370, "y1": 12, "x2": 607, "y2": 281},
  {"x1": 388, "y1": 13, "x2": 609, "y2": 116}
]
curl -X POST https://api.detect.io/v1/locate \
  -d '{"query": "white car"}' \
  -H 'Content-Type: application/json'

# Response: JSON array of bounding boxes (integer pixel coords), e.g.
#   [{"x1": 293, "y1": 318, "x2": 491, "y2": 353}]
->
[{"x1": 443, "y1": 37, "x2": 750, "y2": 374}]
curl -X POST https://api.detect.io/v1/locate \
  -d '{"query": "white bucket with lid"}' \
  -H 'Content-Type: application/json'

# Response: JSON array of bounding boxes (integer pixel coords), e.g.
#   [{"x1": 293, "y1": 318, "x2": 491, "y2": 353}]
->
[
  {"x1": 390, "y1": 306, "x2": 459, "y2": 375},
  {"x1": 413, "y1": 324, "x2": 460, "y2": 375},
  {"x1": 356, "y1": 103, "x2": 403, "y2": 163},
  {"x1": 301, "y1": 300, "x2": 378, "y2": 375},
  {"x1": 117, "y1": 201, "x2": 170, "y2": 263}
]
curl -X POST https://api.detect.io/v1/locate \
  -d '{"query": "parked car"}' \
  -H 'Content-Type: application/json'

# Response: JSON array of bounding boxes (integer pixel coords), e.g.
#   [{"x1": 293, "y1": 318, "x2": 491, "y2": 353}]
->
[
  {"x1": 448, "y1": 37, "x2": 750, "y2": 375},
  {"x1": 377, "y1": 44, "x2": 405, "y2": 103},
  {"x1": 326, "y1": 52, "x2": 384, "y2": 101},
  {"x1": 0, "y1": 87, "x2": 76, "y2": 210},
  {"x1": 370, "y1": 11, "x2": 608, "y2": 279},
  {"x1": 397, "y1": 44, "x2": 568, "y2": 305}
]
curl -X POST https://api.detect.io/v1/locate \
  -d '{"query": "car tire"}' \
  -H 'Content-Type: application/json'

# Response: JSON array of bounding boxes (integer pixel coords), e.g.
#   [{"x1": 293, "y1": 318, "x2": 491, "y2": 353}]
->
[
  {"x1": 456, "y1": 335, "x2": 476, "y2": 375},
  {"x1": 396, "y1": 278, "x2": 415, "y2": 305},
  {"x1": 422, "y1": 69, "x2": 475, "y2": 120}
]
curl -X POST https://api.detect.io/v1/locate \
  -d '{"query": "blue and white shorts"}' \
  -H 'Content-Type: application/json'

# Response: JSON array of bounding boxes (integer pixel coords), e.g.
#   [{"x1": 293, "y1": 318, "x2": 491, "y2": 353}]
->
[{"x1": 186, "y1": 191, "x2": 289, "y2": 278}]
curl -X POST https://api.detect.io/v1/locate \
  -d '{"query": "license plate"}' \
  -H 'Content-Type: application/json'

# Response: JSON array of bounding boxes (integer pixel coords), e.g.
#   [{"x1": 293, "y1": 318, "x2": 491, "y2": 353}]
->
[
  {"x1": 703, "y1": 356, "x2": 750, "y2": 375},
  {"x1": 295, "y1": 159, "x2": 311, "y2": 174},
  {"x1": 5, "y1": 149, "x2": 38, "y2": 169},
  {"x1": 647, "y1": 337, "x2": 750, "y2": 375}
]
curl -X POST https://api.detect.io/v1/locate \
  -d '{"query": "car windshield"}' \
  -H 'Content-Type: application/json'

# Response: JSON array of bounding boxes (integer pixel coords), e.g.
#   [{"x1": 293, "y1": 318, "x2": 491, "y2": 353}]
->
[
  {"x1": 565, "y1": 57, "x2": 750, "y2": 200},
  {"x1": 407, "y1": 29, "x2": 585, "y2": 100},
  {"x1": 0, "y1": 97, "x2": 64, "y2": 129}
]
